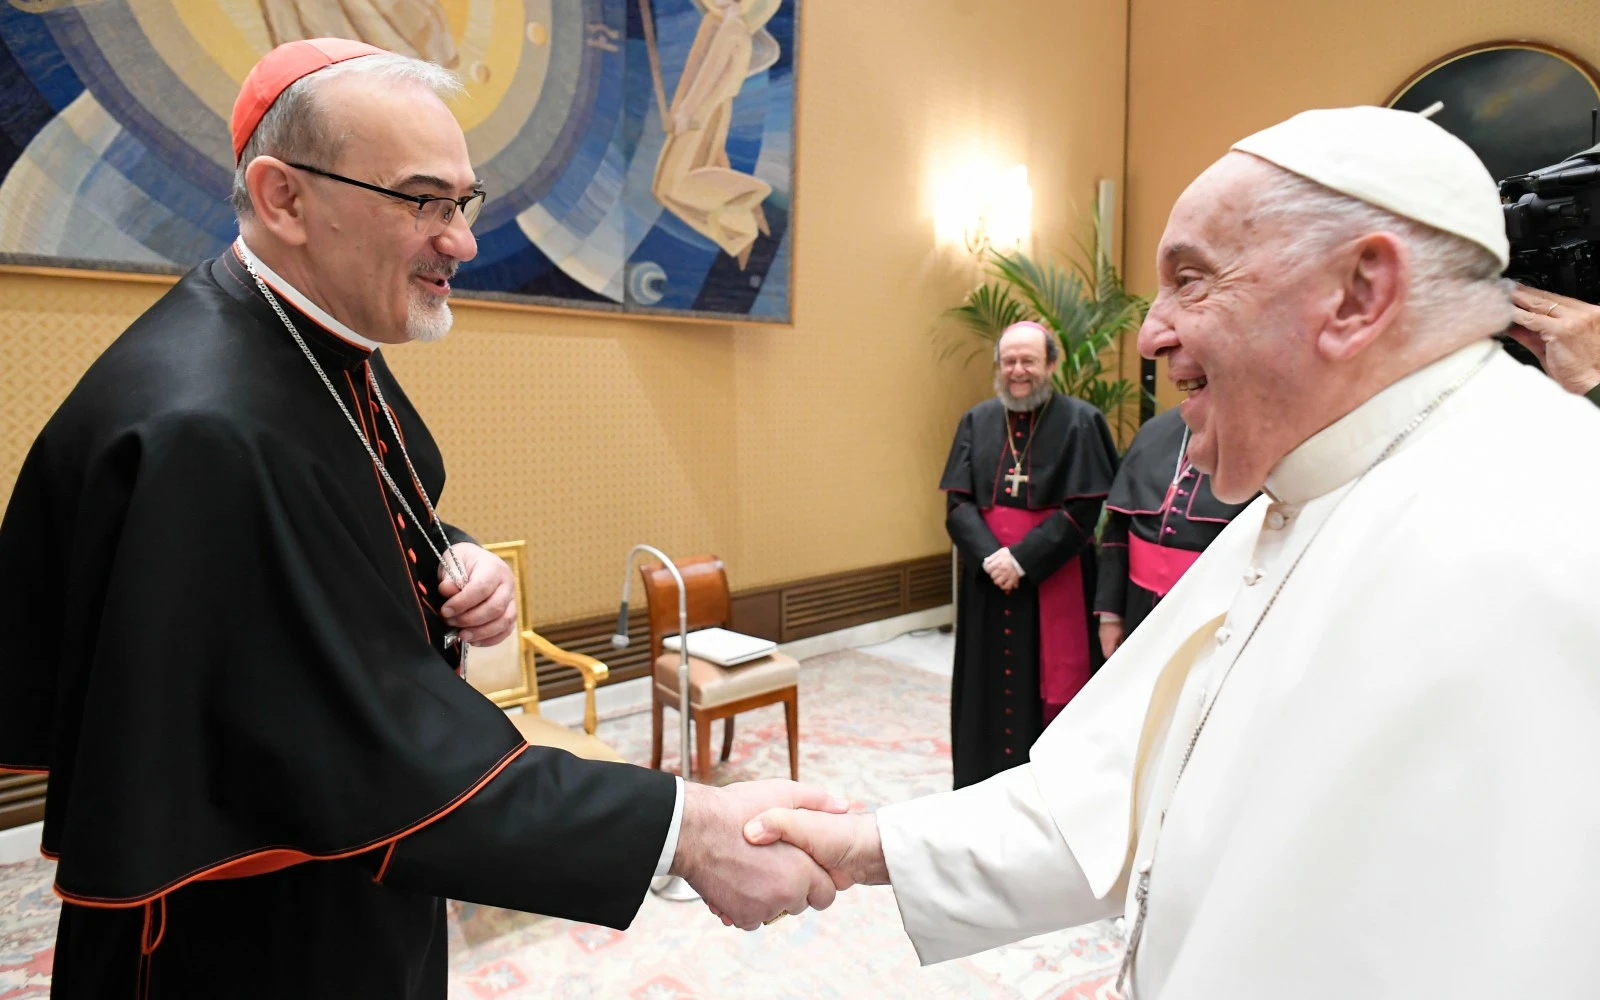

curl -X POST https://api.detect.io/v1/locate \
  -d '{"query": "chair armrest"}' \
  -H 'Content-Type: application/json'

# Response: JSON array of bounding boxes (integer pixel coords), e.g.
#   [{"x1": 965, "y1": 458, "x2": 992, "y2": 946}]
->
[
  {"x1": 522, "y1": 630, "x2": 610, "y2": 735},
  {"x1": 522, "y1": 630, "x2": 610, "y2": 683}
]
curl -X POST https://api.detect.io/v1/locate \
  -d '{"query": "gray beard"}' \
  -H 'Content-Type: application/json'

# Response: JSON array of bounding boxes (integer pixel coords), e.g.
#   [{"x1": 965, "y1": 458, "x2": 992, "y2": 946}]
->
[
  {"x1": 407, "y1": 261, "x2": 459, "y2": 342},
  {"x1": 995, "y1": 373, "x2": 1054, "y2": 413},
  {"x1": 406, "y1": 297, "x2": 454, "y2": 343}
]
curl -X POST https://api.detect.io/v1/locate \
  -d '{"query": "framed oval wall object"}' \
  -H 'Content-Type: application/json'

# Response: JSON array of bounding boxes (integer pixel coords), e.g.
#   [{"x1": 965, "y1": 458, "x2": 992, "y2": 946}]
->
[{"x1": 1387, "y1": 41, "x2": 1600, "y2": 184}]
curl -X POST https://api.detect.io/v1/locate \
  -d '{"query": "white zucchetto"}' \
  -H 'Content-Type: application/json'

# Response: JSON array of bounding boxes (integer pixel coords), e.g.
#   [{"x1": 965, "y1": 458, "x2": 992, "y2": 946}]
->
[{"x1": 1232, "y1": 106, "x2": 1509, "y2": 267}]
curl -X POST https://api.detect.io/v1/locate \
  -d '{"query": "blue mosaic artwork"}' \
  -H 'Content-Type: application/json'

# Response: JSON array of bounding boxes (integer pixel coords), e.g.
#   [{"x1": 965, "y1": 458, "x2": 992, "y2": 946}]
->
[{"x1": 0, "y1": 0, "x2": 797, "y2": 322}]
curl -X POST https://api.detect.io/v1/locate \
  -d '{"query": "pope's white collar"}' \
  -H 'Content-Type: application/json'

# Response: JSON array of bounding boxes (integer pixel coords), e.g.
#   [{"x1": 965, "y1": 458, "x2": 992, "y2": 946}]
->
[
  {"x1": 1264, "y1": 339, "x2": 1498, "y2": 505},
  {"x1": 233, "y1": 237, "x2": 385, "y2": 353}
]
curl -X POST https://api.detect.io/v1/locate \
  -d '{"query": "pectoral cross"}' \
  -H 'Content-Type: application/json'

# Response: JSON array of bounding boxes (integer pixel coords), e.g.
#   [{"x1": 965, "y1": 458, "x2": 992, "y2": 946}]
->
[{"x1": 1004, "y1": 465, "x2": 1029, "y2": 495}]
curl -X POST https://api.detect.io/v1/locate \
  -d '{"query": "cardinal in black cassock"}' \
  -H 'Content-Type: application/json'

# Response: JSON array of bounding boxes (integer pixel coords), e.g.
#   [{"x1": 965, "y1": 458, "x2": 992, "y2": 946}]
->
[
  {"x1": 0, "y1": 244, "x2": 678, "y2": 999},
  {"x1": 0, "y1": 41, "x2": 677, "y2": 999},
  {"x1": 940, "y1": 324, "x2": 1119, "y2": 790},
  {"x1": 1095, "y1": 407, "x2": 1255, "y2": 652}
]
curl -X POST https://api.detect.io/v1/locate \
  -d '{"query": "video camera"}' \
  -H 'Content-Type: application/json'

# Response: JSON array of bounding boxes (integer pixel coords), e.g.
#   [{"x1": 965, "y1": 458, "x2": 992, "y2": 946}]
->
[{"x1": 1500, "y1": 122, "x2": 1600, "y2": 303}]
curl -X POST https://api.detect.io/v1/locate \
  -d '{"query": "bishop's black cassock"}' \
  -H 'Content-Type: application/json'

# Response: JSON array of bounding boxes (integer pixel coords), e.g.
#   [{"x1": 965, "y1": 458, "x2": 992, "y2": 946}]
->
[
  {"x1": 0, "y1": 249, "x2": 676, "y2": 998},
  {"x1": 1095, "y1": 407, "x2": 1255, "y2": 637},
  {"x1": 941, "y1": 393, "x2": 1118, "y2": 789}
]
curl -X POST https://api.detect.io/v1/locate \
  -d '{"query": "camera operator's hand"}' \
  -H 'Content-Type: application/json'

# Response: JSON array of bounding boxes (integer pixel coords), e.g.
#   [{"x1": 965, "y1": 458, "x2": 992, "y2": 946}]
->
[{"x1": 1509, "y1": 284, "x2": 1600, "y2": 396}]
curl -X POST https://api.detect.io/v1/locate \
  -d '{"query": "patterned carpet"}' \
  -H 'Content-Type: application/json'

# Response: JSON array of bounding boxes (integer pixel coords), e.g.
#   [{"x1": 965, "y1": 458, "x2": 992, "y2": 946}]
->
[{"x1": 0, "y1": 649, "x2": 1122, "y2": 999}]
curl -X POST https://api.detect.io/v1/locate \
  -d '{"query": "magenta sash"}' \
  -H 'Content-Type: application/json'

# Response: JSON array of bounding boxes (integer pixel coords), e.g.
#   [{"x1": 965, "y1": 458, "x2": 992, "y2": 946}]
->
[
  {"x1": 981, "y1": 506, "x2": 1091, "y2": 709},
  {"x1": 1128, "y1": 533, "x2": 1202, "y2": 598}
]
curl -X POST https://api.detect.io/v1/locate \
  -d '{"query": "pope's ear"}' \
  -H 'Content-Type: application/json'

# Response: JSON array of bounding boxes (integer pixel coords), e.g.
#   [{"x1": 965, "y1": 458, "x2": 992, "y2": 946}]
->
[
  {"x1": 242, "y1": 156, "x2": 311, "y2": 247},
  {"x1": 1317, "y1": 231, "x2": 1406, "y2": 363}
]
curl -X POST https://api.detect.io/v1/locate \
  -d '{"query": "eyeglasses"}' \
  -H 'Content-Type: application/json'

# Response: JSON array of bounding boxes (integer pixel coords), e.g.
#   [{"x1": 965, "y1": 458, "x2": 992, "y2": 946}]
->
[{"x1": 288, "y1": 162, "x2": 486, "y2": 231}]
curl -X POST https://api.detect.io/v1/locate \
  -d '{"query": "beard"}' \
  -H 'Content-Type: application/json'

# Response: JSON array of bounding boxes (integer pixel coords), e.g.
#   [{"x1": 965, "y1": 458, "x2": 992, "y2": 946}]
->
[
  {"x1": 406, "y1": 294, "x2": 454, "y2": 342},
  {"x1": 994, "y1": 370, "x2": 1054, "y2": 412},
  {"x1": 405, "y1": 256, "x2": 460, "y2": 343}
]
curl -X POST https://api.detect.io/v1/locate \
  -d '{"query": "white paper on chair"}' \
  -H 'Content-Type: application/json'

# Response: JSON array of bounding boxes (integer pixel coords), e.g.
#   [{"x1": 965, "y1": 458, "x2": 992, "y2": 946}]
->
[{"x1": 661, "y1": 628, "x2": 777, "y2": 667}]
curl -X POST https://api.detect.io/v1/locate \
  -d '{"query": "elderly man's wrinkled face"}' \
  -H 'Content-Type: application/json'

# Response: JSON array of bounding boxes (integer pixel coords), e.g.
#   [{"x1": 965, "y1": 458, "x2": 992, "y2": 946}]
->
[
  {"x1": 296, "y1": 75, "x2": 479, "y2": 344},
  {"x1": 1137, "y1": 154, "x2": 1323, "y2": 501}
]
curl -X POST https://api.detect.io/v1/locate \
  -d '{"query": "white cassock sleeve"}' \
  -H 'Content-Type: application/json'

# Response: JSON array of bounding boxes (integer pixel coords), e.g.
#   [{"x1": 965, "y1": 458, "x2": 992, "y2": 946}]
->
[{"x1": 876, "y1": 762, "x2": 1119, "y2": 965}]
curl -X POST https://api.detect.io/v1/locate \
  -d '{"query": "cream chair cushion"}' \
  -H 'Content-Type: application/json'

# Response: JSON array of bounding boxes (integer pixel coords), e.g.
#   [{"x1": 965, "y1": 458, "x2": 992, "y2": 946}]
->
[
  {"x1": 465, "y1": 630, "x2": 525, "y2": 699},
  {"x1": 653, "y1": 653, "x2": 799, "y2": 709},
  {"x1": 511, "y1": 712, "x2": 625, "y2": 763}
]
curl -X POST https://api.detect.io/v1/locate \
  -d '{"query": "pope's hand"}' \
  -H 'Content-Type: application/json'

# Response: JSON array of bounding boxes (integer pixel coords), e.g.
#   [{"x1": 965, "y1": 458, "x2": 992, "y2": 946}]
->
[
  {"x1": 672, "y1": 780, "x2": 848, "y2": 930},
  {"x1": 437, "y1": 543, "x2": 517, "y2": 646},
  {"x1": 742, "y1": 807, "x2": 889, "y2": 892}
]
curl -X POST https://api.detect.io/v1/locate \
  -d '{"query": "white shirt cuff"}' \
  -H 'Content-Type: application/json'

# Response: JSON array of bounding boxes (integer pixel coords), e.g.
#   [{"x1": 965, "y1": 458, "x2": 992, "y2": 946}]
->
[{"x1": 653, "y1": 776, "x2": 686, "y2": 877}]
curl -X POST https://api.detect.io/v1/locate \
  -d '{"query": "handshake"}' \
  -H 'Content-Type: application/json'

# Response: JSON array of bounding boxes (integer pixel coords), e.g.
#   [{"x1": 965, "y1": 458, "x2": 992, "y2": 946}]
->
[{"x1": 668, "y1": 779, "x2": 891, "y2": 930}]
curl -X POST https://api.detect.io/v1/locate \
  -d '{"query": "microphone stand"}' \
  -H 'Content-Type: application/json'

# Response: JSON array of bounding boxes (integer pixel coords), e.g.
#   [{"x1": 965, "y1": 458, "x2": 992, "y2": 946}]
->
[{"x1": 614, "y1": 544, "x2": 700, "y2": 902}]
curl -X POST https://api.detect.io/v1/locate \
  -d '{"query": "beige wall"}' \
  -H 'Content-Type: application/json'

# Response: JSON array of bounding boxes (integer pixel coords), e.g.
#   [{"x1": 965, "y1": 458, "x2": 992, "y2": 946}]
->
[
  {"x1": 1126, "y1": 0, "x2": 1600, "y2": 410},
  {"x1": 0, "y1": 0, "x2": 1129, "y2": 624}
]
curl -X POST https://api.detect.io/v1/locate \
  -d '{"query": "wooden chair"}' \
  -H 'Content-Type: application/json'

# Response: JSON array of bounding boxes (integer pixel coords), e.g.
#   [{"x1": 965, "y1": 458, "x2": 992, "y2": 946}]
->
[
  {"x1": 466, "y1": 541, "x2": 623, "y2": 762},
  {"x1": 641, "y1": 555, "x2": 799, "y2": 782}
]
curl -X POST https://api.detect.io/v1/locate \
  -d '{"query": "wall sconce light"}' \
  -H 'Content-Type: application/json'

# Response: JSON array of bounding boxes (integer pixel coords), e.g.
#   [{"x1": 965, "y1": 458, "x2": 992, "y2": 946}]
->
[{"x1": 935, "y1": 163, "x2": 1033, "y2": 258}]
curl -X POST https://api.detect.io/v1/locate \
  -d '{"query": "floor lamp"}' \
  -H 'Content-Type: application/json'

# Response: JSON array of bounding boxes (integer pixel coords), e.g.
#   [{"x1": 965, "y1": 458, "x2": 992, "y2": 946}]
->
[{"x1": 612, "y1": 544, "x2": 700, "y2": 902}]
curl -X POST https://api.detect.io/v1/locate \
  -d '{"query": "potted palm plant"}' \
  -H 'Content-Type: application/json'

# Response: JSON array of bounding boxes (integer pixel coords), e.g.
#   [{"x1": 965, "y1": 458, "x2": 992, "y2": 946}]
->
[{"x1": 943, "y1": 237, "x2": 1150, "y2": 443}]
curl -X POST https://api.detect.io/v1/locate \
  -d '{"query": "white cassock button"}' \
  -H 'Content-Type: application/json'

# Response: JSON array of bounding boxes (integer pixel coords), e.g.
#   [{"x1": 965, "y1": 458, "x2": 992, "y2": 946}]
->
[
  {"x1": 1243, "y1": 567, "x2": 1262, "y2": 586},
  {"x1": 1215, "y1": 626, "x2": 1233, "y2": 645},
  {"x1": 1266, "y1": 510, "x2": 1288, "y2": 530}
]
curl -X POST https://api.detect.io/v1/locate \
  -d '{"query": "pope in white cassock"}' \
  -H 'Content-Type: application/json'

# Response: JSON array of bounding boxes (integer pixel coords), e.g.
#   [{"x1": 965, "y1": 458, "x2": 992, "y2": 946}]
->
[{"x1": 742, "y1": 106, "x2": 1600, "y2": 998}]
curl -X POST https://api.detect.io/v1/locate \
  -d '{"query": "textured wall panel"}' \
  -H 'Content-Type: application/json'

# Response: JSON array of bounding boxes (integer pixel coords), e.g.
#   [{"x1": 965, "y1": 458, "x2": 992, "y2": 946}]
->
[{"x1": 0, "y1": 274, "x2": 166, "y2": 512}]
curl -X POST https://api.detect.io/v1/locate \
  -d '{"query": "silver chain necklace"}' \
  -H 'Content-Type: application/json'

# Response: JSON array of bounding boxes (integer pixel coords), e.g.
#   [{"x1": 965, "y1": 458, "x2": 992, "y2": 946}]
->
[
  {"x1": 1116, "y1": 348, "x2": 1493, "y2": 997},
  {"x1": 237, "y1": 252, "x2": 471, "y2": 659}
]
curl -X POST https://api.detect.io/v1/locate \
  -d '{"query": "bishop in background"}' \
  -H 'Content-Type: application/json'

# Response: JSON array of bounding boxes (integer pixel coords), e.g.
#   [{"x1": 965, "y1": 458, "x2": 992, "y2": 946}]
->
[
  {"x1": 1095, "y1": 406, "x2": 1254, "y2": 657},
  {"x1": 746, "y1": 106, "x2": 1600, "y2": 997},
  {"x1": 940, "y1": 321, "x2": 1119, "y2": 788}
]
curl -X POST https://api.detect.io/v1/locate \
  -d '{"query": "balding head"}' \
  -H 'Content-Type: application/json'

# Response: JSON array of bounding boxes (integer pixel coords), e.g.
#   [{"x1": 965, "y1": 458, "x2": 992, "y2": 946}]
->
[
  {"x1": 994, "y1": 321, "x2": 1060, "y2": 412},
  {"x1": 1136, "y1": 150, "x2": 1510, "y2": 501}
]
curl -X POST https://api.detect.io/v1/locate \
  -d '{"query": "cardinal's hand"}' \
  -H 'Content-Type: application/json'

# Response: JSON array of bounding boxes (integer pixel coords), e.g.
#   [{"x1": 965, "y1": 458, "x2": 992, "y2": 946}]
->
[
  {"x1": 438, "y1": 543, "x2": 517, "y2": 646},
  {"x1": 672, "y1": 781, "x2": 848, "y2": 930}
]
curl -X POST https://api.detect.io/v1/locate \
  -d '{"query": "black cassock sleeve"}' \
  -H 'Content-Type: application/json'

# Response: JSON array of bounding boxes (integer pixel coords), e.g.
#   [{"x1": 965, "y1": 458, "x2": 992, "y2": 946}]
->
[
  {"x1": 941, "y1": 411, "x2": 1003, "y2": 563},
  {"x1": 380, "y1": 749, "x2": 676, "y2": 929},
  {"x1": 946, "y1": 491, "x2": 1002, "y2": 565},
  {"x1": 1010, "y1": 497, "x2": 1103, "y2": 580},
  {"x1": 1095, "y1": 511, "x2": 1131, "y2": 616},
  {"x1": 442, "y1": 522, "x2": 478, "y2": 547}
]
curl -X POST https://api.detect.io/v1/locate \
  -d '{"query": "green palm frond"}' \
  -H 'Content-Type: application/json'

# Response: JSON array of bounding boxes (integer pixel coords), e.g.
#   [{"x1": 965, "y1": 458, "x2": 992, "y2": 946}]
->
[{"x1": 942, "y1": 283, "x2": 1029, "y2": 342}]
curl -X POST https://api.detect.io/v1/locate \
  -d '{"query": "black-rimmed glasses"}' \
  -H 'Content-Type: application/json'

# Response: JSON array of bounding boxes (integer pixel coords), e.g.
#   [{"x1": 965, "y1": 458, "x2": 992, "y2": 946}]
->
[{"x1": 288, "y1": 162, "x2": 486, "y2": 231}]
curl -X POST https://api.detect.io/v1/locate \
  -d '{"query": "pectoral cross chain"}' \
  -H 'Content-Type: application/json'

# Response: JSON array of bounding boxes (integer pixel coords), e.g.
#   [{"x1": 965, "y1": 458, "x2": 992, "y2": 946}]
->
[
  {"x1": 1116, "y1": 859, "x2": 1154, "y2": 996},
  {"x1": 1004, "y1": 465, "x2": 1029, "y2": 495}
]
